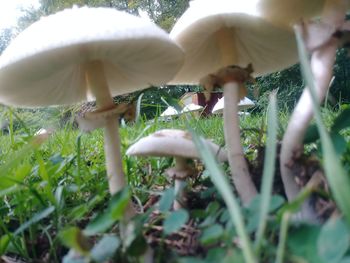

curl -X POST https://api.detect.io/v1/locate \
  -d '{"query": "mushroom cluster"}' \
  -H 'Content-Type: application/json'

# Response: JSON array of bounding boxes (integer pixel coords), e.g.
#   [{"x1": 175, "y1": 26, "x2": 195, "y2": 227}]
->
[{"x1": 0, "y1": 7, "x2": 184, "y2": 219}]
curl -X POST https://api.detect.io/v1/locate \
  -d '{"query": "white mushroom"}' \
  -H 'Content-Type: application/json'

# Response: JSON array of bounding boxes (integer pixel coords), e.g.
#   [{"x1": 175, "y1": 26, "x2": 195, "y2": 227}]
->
[
  {"x1": 0, "y1": 7, "x2": 184, "y2": 217},
  {"x1": 181, "y1": 103, "x2": 203, "y2": 113},
  {"x1": 170, "y1": 0, "x2": 297, "y2": 205},
  {"x1": 160, "y1": 106, "x2": 180, "y2": 119},
  {"x1": 212, "y1": 97, "x2": 255, "y2": 114},
  {"x1": 257, "y1": 0, "x2": 349, "y2": 216},
  {"x1": 126, "y1": 129, "x2": 227, "y2": 210}
]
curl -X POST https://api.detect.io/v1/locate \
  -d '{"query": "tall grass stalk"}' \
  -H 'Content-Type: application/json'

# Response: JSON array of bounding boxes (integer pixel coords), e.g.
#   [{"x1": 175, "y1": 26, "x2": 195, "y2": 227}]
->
[
  {"x1": 187, "y1": 124, "x2": 257, "y2": 263},
  {"x1": 275, "y1": 212, "x2": 290, "y2": 263},
  {"x1": 255, "y1": 91, "x2": 278, "y2": 251},
  {"x1": 295, "y1": 26, "x2": 350, "y2": 224}
]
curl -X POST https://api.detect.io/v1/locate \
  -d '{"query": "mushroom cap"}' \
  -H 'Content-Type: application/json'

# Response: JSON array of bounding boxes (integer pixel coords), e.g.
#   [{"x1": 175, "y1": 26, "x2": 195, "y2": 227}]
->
[
  {"x1": 212, "y1": 96, "x2": 255, "y2": 114},
  {"x1": 181, "y1": 103, "x2": 203, "y2": 113},
  {"x1": 169, "y1": 0, "x2": 298, "y2": 85},
  {"x1": 126, "y1": 129, "x2": 227, "y2": 162},
  {"x1": 257, "y1": 0, "x2": 349, "y2": 29},
  {"x1": 0, "y1": 7, "x2": 184, "y2": 107},
  {"x1": 160, "y1": 106, "x2": 180, "y2": 117}
]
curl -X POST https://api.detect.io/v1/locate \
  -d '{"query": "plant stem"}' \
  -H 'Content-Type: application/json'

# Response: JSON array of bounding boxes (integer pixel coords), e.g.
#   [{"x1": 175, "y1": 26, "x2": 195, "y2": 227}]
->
[
  {"x1": 223, "y1": 83, "x2": 257, "y2": 205},
  {"x1": 84, "y1": 61, "x2": 135, "y2": 223},
  {"x1": 173, "y1": 157, "x2": 188, "y2": 210},
  {"x1": 84, "y1": 60, "x2": 126, "y2": 195},
  {"x1": 275, "y1": 212, "x2": 290, "y2": 263},
  {"x1": 280, "y1": 26, "x2": 337, "y2": 220}
]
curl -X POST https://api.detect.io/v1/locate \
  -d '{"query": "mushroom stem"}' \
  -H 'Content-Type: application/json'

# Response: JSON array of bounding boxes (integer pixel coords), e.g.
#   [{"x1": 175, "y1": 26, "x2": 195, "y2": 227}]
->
[
  {"x1": 223, "y1": 83, "x2": 257, "y2": 205},
  {"x1": 280, "y1": 28, "x2": 338, "y2": 218},
  {"x1": 85, "y1": 60, "x2": 126, "y2": 195},
  {"x1": 85, "y1": 61, "x2": 135, "y2": 223},
  {"x1": 173, "y1": 157, "x2": 188, "y2": 210}
]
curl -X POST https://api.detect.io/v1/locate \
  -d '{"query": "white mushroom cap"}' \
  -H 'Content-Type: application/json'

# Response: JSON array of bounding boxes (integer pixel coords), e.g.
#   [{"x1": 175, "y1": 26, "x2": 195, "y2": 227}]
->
[
  {"x1": 160, "y1": 106, "x2": 180, "y2": 117},
  {"x1": 256, "y1": 0, "x2": 349, "y2": 29},
  {"x1": 169, "y1": 0, "x2": 298, "y2": 85},
  {"x1": 126, "y1": 129, "x2": 227, "y2": 162},
  {"x1": 212, "y1": 97, "x2": 255, "y2": 114},
  {"x1": 181, "y1": 103, "x2": 203, "y2": 113},
  {"x1": 0, "y1": 7, "x2": 184, "y2": 107}
]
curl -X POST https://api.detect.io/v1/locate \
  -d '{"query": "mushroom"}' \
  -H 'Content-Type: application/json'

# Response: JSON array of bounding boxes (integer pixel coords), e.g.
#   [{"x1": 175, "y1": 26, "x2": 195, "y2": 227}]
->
[
  {"x1": 160, "y1": 106, "x2": 180, "y2": 120},
  {"x1": 126, "y1": 129, "x2": 227, "y2": 210},
  {"x1": 0, "y1": 7, "x2": 184, "y2": 218},
  {"x1": 257, "y1": 0, "x2": 349, "y2": 214},
  {"x1": 181, "y1": 103, "x2": 203, "y2": 117},
  {"x1": 169, "y1": 0, "x2": 298, "y2": 205},
  {"x1": 212, "y1": 96, "x2": 255, "y2": 115}
]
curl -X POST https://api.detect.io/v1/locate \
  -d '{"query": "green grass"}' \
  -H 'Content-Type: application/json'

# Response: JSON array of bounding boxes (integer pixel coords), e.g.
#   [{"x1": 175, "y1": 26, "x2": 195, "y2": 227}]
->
[{"x1": 0, "y1": 104, "x2": 349, "y2": 262}]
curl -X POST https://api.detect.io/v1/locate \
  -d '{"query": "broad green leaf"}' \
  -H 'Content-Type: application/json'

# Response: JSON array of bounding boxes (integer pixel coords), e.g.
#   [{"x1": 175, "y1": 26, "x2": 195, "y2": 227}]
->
[
  {"x1": 287, "y1": 225, "x2": 323, "y2": 263},
  {"x1": 126, "y1": 234, "x2": 148, "y2": 257},
  {"x1": 331, "y1": 108, "x2": 350, "y2": 132},
  {"x1": 317, "y1": 218, "x2": 350, "y2": 263},
  {"x1": 163, "y1": 209, "x2": 189, "y2": 235},
  {"x1": 178, "y1": 257, "x2": 204, "y2": 263},
  {"x1": 200, "y1": 224, "x2": 224, "y2": 246},
  {"x1": 330, "y1": 132, "x2": 347, "y2": 156},
  {"x1": 14, "y1": 206, "x2": 55, "y2": 235},
  {"x1": 0, "y1": 235, "x2": 10, "y2": 256},
  {"x1": 304, "y1": 124, "x2": 319, "y2": 144},
  {"x1": 59, "y1": 227, "x2": 91, "y2": 255},
  {"x1": 91, "y1": 235, "x2": 120, "y2": 262},
  {"x1": 158, "y1": 188, "x2": 175, "y2": 212},
  {"x1": 84, "y1": 188, "x2": 130, "y2": 235}
]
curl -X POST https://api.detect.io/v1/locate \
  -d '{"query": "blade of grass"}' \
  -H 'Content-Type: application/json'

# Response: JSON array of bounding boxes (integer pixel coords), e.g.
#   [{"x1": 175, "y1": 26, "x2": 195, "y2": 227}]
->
[
  {"x1": 255, "y1": 91, "x2": 278, "y2": 250},
  {"x1": 295, "y1": 26, "x2": 350, "y2": 224},
  {"x1": 188, "y1": 127, "x2": 257, "y2": 263},
  {"x1": 275, "y1": 212, "x2": 290, "y2": 263}
]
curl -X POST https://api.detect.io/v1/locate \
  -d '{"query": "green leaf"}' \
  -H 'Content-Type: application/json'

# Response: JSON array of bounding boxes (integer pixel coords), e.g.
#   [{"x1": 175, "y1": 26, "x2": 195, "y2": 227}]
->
[
  {"x1": 84, "y1": 188, "x2": 130, "y2": 235},
  {"x1": 200, "y1": 224, "x2": 224, "y2": 246},
  {"x1": 317, "y1": 218, "x2": 350, "y2": 263},
  {"x1": 0, "y1": 235, "x2": 10, "y2": 256},
  {"x1": 158, "y1": 188, "x2": 175, "y2": 212},
  {"x1": 304, "y1": 124, "x2": 319, "y2": 144},
  {"x1": 178, "y1": 257, "x2": 204, "y2": 263},
  {"x1": 331, "y1": 108, "x2": 350, "y2": 132},
  {"x1": 14, "y1": 206, "x2": 55, "y2": 235},
  {"x1": 59, "y1": 227, "x2": 91, "y2": 255},
  {"x1": 339, "y1": 258, "x2": 350, "y2": 263},
  {"x1": 287, "y1": 225, "x2": 323, "y2": 263},
  {"x1": 126, "y1": 234, "x2": 148, "y2": 257},
  {"x1": 330, "y1": 132, "x2": 347, "y2": 156},
  {"x1": 163, "y1": 209, "x2": 189, "y2": 235},
  {"x1": 188, "y1": 128, "x2": 256, "y2": 262},
  {"x1": 91, "y1": 235, "x2": 120, "y2": 262}
]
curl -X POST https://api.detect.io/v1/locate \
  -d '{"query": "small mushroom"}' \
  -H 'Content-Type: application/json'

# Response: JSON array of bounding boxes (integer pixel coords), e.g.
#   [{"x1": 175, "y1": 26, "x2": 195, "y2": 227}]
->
[
  {"x1": 212, "y1": 96, "x2": 255, "y2": 114},
  {"x1": 0, "y1": 7, "x2": 184, "y2": 218},
  {"x1": 170, "y1": 1, "x2": 297, "y2": 204},
  {"x1": 160, "y1": 106, "x2": 180, "y2": 120},
  {"x1": 126, "y1": 129, "x2": 227, "y2": 210},
  {"x1": 181, "y1": 103, "x2": 203, "y2": 112}
]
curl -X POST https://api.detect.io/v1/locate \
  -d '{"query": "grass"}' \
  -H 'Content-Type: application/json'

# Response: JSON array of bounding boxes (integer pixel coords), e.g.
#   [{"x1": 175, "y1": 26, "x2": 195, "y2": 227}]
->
[{"x1": 0, "y1": 102, "x2": 350, "y2": 262}]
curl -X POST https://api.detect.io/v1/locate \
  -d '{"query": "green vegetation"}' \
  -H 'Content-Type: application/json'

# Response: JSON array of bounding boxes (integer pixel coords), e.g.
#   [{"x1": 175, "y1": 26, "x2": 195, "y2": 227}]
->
[
  {"x1": 0, "y1": 0, "x2": 350, "y2": 262},
  {"x1": 0, "y1": 101, "x2": 350, "y2": 262}
]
